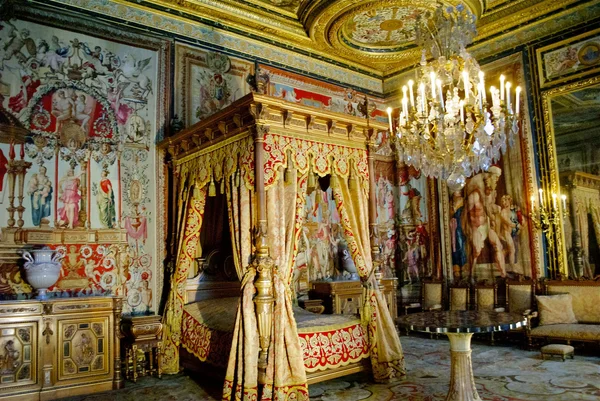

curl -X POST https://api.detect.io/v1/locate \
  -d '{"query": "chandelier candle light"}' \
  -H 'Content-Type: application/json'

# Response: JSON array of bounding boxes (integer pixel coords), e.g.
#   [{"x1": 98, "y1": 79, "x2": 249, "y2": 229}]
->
[{"x1": 387, "y1": 4, "x2": 521, "y2": 191}]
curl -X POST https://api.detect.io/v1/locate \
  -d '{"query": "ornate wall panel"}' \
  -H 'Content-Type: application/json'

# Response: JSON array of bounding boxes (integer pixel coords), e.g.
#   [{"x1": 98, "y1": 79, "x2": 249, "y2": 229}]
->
[{"x1": 0, "y1": 16, "x2": 169, "y2": 314}]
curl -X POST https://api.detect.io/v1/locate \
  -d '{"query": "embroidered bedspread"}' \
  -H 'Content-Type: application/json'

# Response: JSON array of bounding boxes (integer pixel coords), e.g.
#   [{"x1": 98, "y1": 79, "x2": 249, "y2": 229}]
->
[{"x1": 181, "y1": 297, "x2": 369, "y2": 371}]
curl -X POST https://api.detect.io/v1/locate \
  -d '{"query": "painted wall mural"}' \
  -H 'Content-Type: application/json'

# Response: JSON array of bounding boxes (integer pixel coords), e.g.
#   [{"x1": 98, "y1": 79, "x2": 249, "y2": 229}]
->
[
  {"x1": 257, "y1": 64, "x2": 388, "y2": 121},
  {"x1": 441, "y1": 53, "x2": 540, "y2": 283},
  {"x1": 175, "y1": 44, "x2": 253, "y2": 127},
  {"x1": 538, "y1": 28, "x2": 600, "y2": 88},
  {"x1": 372, "y1": 160, "x2": 396, "y2": 280},
  {"x1": 292, "y1": 178, "x2": 347, "y2": 299},
  {"x1": 0, "y1": 19, "x2": 160, "y2": 314},
  {"x1": 395, "y1": 162, "x2": 431, "y2": 284}
]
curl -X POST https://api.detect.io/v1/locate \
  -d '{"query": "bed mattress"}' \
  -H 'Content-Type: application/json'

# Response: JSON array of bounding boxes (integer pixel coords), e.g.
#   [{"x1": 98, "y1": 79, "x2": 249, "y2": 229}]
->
[{"x1": 181, "y1": 297, "x2": 369, "y2": 372}]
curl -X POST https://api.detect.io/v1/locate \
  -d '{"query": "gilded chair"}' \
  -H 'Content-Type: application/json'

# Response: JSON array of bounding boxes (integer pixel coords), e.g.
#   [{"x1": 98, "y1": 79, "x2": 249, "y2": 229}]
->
[{"x1": 449, "y1": 284, "x2": 470, "y2": 311}]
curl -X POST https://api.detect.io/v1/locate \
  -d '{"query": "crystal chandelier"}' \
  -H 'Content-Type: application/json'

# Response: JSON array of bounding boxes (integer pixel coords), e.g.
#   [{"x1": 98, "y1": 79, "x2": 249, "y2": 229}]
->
[{"x1": 387, "y1": 4, "x2": 521, "y2": 191}]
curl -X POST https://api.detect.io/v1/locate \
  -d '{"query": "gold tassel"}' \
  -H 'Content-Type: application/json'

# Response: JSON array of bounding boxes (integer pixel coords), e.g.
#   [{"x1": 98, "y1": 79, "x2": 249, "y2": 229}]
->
[
  {"x1": 220, "y1": 178, "x2": 225, "y2": 194},
  {"x1": 307, "y1": 171, "x2": 316, "y2": 190},
  {"x1": 234, "y1": 170, "x2": 241, "y2": 187},
  {"x1": 349, "y1": 168, "x2": 358, "y2": 191},
  {"x1": 208, "y1": 176, "x2": 216, "y2": 197},
  {"x1": 193, "y1": 183, "x2": 201, "y2": 199},
  {"x1": 330, "y1": 174, "x2": 338, "y2": 199},
  {"x1": 284, "y1": 152, "x2": 295, "y2": 183}
]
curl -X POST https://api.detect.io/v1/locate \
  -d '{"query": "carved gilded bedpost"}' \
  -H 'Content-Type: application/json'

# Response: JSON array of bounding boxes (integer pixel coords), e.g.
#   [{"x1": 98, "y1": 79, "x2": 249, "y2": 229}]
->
[
  {"x1": 252, "y1": 121, "x2": 274, "y2": 382},
  {"x1": 367, "y1": 134, "x2": 383, "y2": 289}
]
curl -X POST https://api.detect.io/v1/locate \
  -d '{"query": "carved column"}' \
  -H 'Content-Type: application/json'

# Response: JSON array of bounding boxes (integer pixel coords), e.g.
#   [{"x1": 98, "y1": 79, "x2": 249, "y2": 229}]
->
[
  {"x1": 7, "y1": 159, "x2": 32, "y2": 228},
  {"x1": 252, "y1": 123, "x2": 274, "y2": 382}
]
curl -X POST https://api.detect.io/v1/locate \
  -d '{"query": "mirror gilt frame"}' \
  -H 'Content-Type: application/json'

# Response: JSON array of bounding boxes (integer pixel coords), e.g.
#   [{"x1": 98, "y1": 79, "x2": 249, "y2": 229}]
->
[{"x1": 541, "y1": 74, "x2": 600, "y2": 279}]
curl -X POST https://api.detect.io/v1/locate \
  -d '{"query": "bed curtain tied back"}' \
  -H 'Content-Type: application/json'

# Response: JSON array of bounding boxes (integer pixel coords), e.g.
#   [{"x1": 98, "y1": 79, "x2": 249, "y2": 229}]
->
[
  {"x1": 163, "y1": 135, "x2": 254, "y2": 375},
  {"x1": 163, "y1": 129, "x2": 405, "y2": 401}
]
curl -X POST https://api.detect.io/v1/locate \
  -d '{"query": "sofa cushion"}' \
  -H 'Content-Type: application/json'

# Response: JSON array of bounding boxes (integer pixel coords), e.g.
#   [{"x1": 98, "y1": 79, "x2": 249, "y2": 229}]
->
[
  {"x1": 536, "y1": 294, "x2": 578, "y2": 326},
  {"x1": 529, "y1": 324, "x2": 600, "y2": 341},
  {"x1": 547, "y1": 285, "x2": 600, "y2": 323}
]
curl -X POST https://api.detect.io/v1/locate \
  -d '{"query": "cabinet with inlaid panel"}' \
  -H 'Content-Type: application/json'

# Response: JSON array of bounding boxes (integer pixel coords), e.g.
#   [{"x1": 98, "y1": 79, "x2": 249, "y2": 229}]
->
[{"x1": 0, "y1": 296, "x2": 122, "y2": 401}]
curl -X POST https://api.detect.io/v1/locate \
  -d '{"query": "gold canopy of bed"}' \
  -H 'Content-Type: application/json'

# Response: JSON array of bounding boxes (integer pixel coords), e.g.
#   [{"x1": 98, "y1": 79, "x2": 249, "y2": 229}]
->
[{"x1": 158, "y1": 93, "x2": 405, "y2": 400}]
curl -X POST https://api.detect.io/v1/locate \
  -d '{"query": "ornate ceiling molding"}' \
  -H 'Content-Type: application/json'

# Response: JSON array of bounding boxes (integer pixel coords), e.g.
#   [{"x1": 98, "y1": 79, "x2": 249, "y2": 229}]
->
[{"x1": 32, "y1": 0, "x2": 600, "y2": 84}]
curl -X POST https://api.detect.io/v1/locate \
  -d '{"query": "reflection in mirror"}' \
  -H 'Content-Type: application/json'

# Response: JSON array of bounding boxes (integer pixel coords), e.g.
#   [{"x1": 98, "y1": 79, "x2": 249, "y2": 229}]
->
[{"x1": 553, "y1": 84, "x2": 600, "y2": 279}]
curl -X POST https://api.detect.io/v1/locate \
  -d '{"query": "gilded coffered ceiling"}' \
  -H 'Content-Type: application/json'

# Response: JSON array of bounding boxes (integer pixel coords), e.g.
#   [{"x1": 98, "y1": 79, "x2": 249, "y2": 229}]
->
[{"x1": 64, "y1": 0, "x2": 600, "y2": 81}]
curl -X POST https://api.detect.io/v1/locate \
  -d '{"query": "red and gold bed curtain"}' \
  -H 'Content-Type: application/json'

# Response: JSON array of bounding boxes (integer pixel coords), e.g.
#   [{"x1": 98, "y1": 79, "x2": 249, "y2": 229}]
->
[
  {"x1": 163, "y1": 182, "x2": 208, "y2": 374},
  {"x1": 262, "y1": 167, "x2": 309, "y2": 400},
  {"x1": 223, "y1": 174, "x2": 261, "y2": 400},
  {"x1": 164, "y1": 135, "x2": 255, "y2": 376},
  {"x1": 332, "y1": 166, "x2": 406, "y2": 382},
  {"x1": 262, "y1": 132, "x2": 405, "y2": 382}
]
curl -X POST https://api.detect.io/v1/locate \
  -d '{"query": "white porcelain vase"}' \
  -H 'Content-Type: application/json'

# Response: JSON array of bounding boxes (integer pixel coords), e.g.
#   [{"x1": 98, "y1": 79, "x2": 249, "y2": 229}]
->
[{"x1": 20, "y1": 247, "x2": 63, "y2": 300}]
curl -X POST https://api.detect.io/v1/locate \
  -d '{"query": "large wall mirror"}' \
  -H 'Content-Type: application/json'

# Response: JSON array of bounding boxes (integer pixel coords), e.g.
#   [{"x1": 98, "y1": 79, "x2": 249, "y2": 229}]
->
[{"x1": 544, "y1": 77, "x2": 600, "y2": 279}]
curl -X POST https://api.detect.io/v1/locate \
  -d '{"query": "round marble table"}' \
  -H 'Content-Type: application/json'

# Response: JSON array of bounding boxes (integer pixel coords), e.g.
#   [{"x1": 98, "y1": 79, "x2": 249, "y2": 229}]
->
[{"x1": 396, "y1": 311, "x2": 526, "y2": 401}]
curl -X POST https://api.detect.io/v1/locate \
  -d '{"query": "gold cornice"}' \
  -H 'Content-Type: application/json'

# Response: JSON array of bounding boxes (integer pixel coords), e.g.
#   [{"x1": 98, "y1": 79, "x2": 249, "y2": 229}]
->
[{"x1": 144, "y1": 0, "x2": 308, "y2": 40}]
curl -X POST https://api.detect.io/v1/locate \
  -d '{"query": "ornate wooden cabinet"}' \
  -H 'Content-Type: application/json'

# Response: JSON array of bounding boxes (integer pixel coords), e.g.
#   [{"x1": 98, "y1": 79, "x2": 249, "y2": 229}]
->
[
  {"x1": 0, "y1": 296, "x2": 122, "y2": 401},
  {"x1": 310, "y1": 278, "x2": 398, "y2": 318}
]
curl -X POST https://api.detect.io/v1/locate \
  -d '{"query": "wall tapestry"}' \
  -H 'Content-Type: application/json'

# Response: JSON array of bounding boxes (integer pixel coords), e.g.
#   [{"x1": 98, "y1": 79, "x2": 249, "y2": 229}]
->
[
  {"x1": 0, "y1": 18, "x2": 166, "y2": 314},
  {"x1": 440, "y1": 52, "x2": 541, "y2": 282},
  {"x1": 174, "y1": 44, "x2": 253, "y2": 128}
]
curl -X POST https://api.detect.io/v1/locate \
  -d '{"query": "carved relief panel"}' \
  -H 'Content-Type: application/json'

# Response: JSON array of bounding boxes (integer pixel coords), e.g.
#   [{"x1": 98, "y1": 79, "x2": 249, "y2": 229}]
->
[
  {"x1": 0, "y1": 322, "x2": 37, "y2": 388},
  {"x1": 56, "y1": 317, "x2": 109, "y2": 382}
]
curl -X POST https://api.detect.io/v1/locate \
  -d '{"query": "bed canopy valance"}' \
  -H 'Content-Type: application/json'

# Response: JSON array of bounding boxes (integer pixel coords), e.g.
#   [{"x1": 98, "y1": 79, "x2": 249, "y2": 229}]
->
[{"x1": 159, "y1": 93, "x2": 405, "y2": 400}]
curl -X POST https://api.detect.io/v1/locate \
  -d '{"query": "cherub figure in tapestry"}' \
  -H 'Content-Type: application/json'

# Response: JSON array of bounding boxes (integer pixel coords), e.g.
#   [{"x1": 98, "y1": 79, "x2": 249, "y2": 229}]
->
[
  {"x1": 27, "y1": 165, "x2": 53, "y2": 227},
  {"x1": 115, "y1": 54, "x2": 153, "y2": 99},
  {"x1": 0, "y1": 21, "x2": 36, "y2": 70},
  {"x1": 499, "y1": 194, "x2": 522, "y2": 270},
  {"x1": 96, "y1": 170, "x2": 116, "y2": 229}
]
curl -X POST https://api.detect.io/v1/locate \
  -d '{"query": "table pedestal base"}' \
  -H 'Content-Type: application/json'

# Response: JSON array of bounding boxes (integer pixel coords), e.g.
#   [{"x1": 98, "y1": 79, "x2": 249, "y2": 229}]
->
[{"x1": 445, "y1": 333, "x2": 481, "y2": 401}]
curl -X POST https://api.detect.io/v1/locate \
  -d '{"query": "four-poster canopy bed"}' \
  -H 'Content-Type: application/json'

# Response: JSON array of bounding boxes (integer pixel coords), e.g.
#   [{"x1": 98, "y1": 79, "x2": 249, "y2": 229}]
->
[{"x1": 158, "y1": 93, "x2": 405, "y2": 400}]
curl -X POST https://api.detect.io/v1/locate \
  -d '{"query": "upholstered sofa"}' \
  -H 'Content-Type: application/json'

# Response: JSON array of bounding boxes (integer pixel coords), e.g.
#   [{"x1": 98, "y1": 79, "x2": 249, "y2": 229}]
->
[{"x1": 527, "y1": 279, "x2": 600, "y2": 347}]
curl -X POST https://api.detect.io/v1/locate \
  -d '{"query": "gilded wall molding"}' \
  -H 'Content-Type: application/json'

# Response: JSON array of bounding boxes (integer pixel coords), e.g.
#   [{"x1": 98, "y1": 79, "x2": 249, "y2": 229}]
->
[{"x1": 541, "y1": 75, "x2": 600, "y2": 278}]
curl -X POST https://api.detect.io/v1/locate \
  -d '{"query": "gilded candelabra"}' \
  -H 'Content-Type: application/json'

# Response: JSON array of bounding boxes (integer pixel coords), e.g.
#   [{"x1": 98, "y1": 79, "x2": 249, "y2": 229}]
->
[{"x1": 530, "y1": 189, "x2": 566, "y2": 251}]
